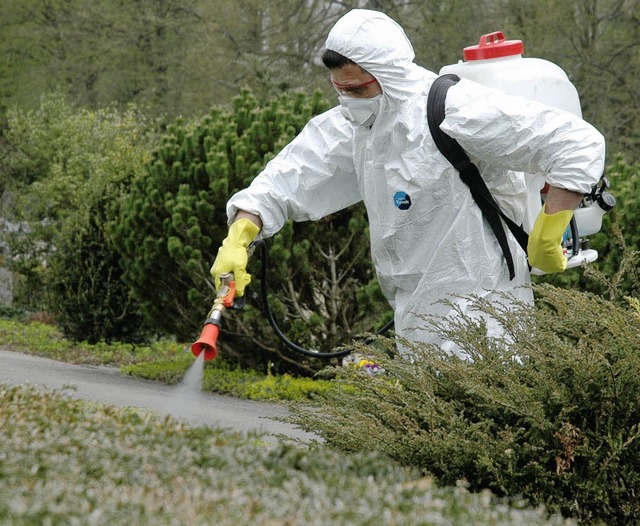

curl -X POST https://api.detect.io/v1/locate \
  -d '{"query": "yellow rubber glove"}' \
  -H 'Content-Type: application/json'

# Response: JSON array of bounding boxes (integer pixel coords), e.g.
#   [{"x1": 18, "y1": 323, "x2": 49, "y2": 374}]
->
[
  {"x1": 528, "y1": 204, "x2": 574, "y2": 273},
  {"x1": 210, "y1": 218, "x2": 260, "y2": 296}
]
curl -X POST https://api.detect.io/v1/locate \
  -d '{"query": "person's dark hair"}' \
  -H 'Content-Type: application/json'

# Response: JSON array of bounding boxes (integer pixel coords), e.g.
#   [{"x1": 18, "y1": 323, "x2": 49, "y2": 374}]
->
[{"x1": 322, "y1": 49, "x2": 355, "y2": 69}]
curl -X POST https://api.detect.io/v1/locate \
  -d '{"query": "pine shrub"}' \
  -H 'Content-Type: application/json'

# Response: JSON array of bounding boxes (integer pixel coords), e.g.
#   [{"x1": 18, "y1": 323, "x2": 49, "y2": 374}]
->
[
  {"x1": 114, "y1": 88, "x2": 386, "y2": 372},
  {"x1": 291, "y1": 283, "x2": 640, "y2": 524}
]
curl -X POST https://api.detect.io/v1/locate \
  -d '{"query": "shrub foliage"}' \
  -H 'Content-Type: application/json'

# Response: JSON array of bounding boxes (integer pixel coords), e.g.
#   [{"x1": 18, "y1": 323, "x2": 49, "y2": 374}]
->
[
  {"x1": 0, "y1": 93, "x2": 156, "y2": 341},
  {"x1": 291, "y1": 283, "x2": 640, "y2": 525},
  {"x1": 0, "y1": 384, "x2": 571, "y2": 525}
]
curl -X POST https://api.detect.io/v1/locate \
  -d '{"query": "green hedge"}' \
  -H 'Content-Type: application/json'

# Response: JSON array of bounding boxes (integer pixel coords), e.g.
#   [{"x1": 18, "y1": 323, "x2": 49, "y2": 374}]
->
[{"x1": 0, "y1": 384, "x2": 571, "y2": 525}]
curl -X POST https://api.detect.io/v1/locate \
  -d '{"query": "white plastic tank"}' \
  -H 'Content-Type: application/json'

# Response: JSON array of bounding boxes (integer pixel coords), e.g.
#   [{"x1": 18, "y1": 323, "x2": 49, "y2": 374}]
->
[
  {"x1": 439, "y1": 32, "x2": 598, "y2": 272},
  {"x1": 440, "y1": 32, "x2": 582, "y2": 117}
]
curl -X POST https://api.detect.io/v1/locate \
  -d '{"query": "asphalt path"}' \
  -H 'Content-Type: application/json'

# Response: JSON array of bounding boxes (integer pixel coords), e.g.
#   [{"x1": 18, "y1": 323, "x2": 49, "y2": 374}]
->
[{"x1": 0, "y1": 348, "x2": 318, "y2": 443}]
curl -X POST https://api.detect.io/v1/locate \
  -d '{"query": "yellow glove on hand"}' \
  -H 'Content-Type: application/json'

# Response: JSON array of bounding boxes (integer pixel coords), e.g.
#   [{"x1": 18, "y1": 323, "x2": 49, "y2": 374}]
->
[
  {"x1": 528, "y1": 204, "x2": 574, "y2": 273},
  {"x1": 210, "y1": 218, "x2": 260, "y2": 296}
]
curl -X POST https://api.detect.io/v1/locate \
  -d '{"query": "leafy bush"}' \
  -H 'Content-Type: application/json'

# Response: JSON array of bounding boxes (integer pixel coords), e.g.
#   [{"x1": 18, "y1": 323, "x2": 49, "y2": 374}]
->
[
  {"x1": 290, "y1": 284, "x2": 640, "y2": 525},
  {"x1": 114, "y1": 88, "x2": 386, "y2": 372},
  {"x1": 1, "y1": 92, "x2": 158, "y2": 341},
  {"x1": 240, "y1": 369, "x2": 333, "y2": 401},
  {"x1": 120, "y1": 356, "x2": 194, "y2": 384},
  {"x1": 0, "y1": 305, "x2": 26, "y2": 320}
]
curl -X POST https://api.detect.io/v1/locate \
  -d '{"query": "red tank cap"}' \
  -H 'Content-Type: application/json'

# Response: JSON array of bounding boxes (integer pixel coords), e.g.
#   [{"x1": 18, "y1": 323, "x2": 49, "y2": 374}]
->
[{"x1": 463, "y1": 31, "x2": 523, "y2": 61}]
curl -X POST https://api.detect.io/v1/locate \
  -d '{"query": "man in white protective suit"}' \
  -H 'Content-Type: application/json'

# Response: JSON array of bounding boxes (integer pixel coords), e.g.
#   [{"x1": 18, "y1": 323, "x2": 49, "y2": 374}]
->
[{"x1": 210, "y1": 9, "x2": 605, "y2": 355}]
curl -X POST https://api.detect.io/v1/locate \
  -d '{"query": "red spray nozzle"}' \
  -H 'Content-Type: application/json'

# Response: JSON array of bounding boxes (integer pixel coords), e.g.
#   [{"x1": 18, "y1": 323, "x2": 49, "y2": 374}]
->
[{"x1": 191, "y1": 322, "x2": 220, "y2": 361}]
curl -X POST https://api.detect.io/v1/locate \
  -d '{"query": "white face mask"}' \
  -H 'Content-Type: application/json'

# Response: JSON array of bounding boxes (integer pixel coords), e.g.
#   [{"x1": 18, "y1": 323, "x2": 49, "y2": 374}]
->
[{"x1": 338, "y1": 94, "x2": 382, "y2": 127}]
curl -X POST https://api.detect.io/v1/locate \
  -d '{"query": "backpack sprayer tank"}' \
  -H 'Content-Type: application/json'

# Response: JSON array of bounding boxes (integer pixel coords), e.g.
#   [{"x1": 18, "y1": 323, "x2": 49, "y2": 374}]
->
[{"x1": 439, "y1": 32, "x2": 613, "y2": 274}]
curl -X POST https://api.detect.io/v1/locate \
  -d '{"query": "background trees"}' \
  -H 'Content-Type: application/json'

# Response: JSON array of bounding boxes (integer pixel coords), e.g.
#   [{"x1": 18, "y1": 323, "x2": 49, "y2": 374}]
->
[
  {"x1": 0, "y1": 0, "x2": 340, "y2": 122},
  {"x1": 0, "y1": 0, "x2": 201, "y2": 119},
  {"x1": 1, "y1": 0, "x2": 639, "y2": 157}
]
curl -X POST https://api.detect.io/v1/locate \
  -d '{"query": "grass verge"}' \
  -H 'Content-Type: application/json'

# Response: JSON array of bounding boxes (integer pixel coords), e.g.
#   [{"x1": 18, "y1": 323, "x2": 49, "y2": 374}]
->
[{"x1": 0, "y1": 318, "x2": 332, "y2": 401}]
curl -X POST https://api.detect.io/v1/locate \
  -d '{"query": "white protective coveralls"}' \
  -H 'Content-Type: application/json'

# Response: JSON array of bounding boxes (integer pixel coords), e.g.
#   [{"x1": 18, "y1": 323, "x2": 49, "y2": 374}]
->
[{"x1": 226, "y1": 9, "x2": 606, "y2": 354}]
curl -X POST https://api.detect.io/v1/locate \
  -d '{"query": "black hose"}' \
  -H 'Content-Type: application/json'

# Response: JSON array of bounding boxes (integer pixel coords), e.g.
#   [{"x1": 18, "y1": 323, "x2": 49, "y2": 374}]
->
[{"x1": 254, "y1": 240, "x2": 393, "y2": 359}]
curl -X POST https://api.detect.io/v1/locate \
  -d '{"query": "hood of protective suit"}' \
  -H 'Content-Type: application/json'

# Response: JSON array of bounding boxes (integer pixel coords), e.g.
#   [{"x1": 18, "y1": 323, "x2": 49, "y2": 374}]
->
[{"x1": 324, "y1": 9, "x2": 429, "y2": 105}]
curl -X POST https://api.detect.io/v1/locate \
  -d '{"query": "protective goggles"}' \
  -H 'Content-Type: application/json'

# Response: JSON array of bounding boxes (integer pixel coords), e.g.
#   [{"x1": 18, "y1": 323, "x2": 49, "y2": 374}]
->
[{"x1": 330, "y1": 76, "x2": 378, "y2": 96}]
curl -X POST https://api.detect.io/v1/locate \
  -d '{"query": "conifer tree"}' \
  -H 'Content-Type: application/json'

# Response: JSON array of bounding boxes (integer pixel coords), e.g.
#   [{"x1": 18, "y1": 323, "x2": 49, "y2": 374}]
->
[{"x1": 115, "y1": 89, "x2": 387, "y2": 371}]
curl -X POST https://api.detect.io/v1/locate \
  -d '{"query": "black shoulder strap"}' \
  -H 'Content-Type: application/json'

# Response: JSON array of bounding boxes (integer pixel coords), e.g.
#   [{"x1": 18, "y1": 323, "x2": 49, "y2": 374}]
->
[{"x1": 427, "y1": 74, "x2": 529, "y2": 280}]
